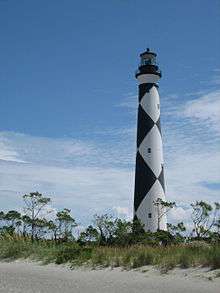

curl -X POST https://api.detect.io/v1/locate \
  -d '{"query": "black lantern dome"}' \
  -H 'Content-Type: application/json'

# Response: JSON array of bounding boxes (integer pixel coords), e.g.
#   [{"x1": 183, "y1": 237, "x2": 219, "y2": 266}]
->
[{"x1": 135, "y1": 48, "x2": 161, "y2": 78}]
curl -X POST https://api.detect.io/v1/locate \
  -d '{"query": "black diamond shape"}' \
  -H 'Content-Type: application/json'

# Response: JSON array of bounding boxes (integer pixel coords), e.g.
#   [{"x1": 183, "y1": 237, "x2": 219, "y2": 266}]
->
[
  {"x1": 133, "y1": 214, "x2": 139, "y2": 221},
  {"x1": 138, "y1": 83, "x2": 154, "y2": 102},
  {"x1": 156, "y1": 117, "x2": 162, "y2": 136},
  {"x1": 134, "y1": 152, "x2": 157, "y2": 212},
  {"x1": 137, "y1": 106, "x2": 155, "y2": 148},
  {"x1": 158, "y1": 166, "x2": 165, "y2": 193}
]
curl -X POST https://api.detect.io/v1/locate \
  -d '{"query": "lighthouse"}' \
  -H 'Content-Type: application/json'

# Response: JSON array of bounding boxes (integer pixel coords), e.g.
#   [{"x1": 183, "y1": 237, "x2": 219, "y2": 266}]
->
[{"x1": 134, "y1": 48, "x2": 167, "y2": 232}]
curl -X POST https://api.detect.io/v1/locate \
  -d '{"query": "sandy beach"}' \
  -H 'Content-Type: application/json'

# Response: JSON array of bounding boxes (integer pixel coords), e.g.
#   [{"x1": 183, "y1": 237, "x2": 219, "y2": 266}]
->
[{"x1": 0, "y1": 261, "x2": 219, "y2": 293}]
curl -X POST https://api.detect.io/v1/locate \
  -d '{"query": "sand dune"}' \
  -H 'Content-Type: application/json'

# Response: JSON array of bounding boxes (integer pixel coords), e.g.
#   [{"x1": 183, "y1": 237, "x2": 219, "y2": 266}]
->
[{"x1": 0, "y1": 261, "x2": 219, "y2": 293}]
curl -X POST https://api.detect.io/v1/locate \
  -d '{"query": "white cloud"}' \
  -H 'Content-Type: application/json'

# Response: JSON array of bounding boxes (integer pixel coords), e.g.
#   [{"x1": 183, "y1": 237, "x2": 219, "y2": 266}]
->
[
  {"x1": 166, "y1": 150, "x2": 220, "y2": 202},
  {"x1": 163, "y1": 90, "x2": 220, "y2": 211},
  {"x1": 0, "y1": 159, "x2": 133, "y2": 224},
  {"x1": 168, "y1": 205, "x2": 194, "y2": 232},
  {"x1": 0, "y1": 140, "x2": 25, "y2": 163},
  {"x1": 113, "y1": 206, "x2": 131, "y2": 219},
  {"x1": 182, "y1": 90, "x2": 220, "y2": 134},
  {"x1": 0, "y1": 131, "x2": 135, "y2": 224},
  {"x1": 168, "y1": 205, "x2": 191, "y2": 223},
  {"x1": 0, "y1": 131, "x2": 137, "y2": 170},
  {"x1": 117, "y1": 95, "x2": 137, "y2": 110},
  {"x1": 0, "y1": 132, "x2": 97, "y2": 166}
]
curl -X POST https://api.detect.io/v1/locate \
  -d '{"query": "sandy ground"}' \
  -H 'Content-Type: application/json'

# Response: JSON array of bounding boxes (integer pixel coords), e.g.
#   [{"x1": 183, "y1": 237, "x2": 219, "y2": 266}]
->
[{"x1": 0, "y1": 261, "x2": 220, "y2": 293}]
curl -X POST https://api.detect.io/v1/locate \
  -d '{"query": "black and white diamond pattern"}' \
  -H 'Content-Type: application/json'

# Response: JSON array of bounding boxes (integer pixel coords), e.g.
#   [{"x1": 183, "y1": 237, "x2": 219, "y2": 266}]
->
[
  {"x1": 136, "y1": 107, "x2": 155, "y2": 148},
  {"x1": 134, "y1": 83, "x2": 166, "y2": 232}
]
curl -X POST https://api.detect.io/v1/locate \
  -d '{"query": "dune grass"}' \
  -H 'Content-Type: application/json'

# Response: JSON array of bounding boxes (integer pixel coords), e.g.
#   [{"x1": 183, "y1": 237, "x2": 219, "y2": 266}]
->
[{"x1": 0, "y1": 236, "x2": 219, "y2": 272}]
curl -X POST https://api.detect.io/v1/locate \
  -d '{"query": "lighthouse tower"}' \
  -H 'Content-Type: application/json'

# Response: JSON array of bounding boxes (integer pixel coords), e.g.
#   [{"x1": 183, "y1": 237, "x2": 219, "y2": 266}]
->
[{"x1": 134, "y1": 48, "x2": 167, "y2": 232}]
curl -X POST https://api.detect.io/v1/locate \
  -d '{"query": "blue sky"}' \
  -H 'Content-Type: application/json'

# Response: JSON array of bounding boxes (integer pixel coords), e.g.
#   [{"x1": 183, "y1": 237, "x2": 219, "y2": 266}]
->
[{"x1": 0, "y1": 0, "x2": 220, "y2": 228}]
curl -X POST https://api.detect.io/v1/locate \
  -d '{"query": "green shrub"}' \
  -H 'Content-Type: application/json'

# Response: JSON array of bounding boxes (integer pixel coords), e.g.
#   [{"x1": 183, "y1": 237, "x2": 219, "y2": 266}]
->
[
  {"x1": 208, "y1": 246, "x2": 220, "y2": 269},
  {"x1": 0, "y1": 237, "x2": 32, "y2": 259},
  {"x1": 0, "y1": 236, "x2": 220, "y2": 271},
  {"x1": 55, "y1": 243, "x2": 81, "y2": 264},
  {"x1": 131, "y1": 251, "x2": 154, "y2": 268},
  {"x1": 179, "y1": 253, "x2": 192, "y2": 268}
]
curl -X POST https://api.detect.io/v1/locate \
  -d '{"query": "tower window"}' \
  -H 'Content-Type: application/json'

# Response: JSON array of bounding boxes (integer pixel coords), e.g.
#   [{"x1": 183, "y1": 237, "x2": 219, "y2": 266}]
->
[
  {"x1": 157, "y1": 104, "x2": 160, "y2": 109},
  {"x1": 148, "y1": 213, "x2": 152, "y2": 218},
  {"x1": 148, "y1": 148, "x2": 151, "y2": 153}
]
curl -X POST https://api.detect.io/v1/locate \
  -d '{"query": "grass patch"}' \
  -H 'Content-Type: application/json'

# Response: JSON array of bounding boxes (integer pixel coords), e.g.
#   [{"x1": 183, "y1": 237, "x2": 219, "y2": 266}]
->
[
  {"x1": 0, "y1": 236, "x2": 220, "y2": 272},
  {"x1": 207, "y1": 246, "x2": 220, "y2": 270}
]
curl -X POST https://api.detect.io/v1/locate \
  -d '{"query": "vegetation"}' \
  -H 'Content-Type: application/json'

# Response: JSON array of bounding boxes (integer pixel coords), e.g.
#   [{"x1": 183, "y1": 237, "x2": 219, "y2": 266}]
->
[
  {"x1": 153, "y1": 198, "x2": 176, "y2": 230},
  {"x1": 0, "y1": 236, "x2": 219, "y2": 272},
  {"x1": 0, "y1": 192, "x2": 220, "y2": 272}
]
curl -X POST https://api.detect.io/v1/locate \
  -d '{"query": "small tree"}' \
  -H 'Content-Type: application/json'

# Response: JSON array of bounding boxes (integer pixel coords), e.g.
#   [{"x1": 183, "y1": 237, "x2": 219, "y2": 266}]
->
[
  {"x1": 56, "y1": 208, "x2": 77, "y2": 241},
  {"x1": 153, "y1": 198, "x2": 176, "y2": 231},
  {"x1": 191, "y1": 201, "x2": 220, "y2": 238},
  {"x1": 113, "y1": 219, "x2": 133, "y2": 246},
  {"x1": 167, "y1": 222, "x2": 186, "y2": 243},
  {"x1": 47, "y1": 220, "x2": 58, "y2": 241},
  {"x1": 23, "y1": 192, "x2": 51, "y2": 241},
  {"x1": 93, "y1": 214, "x2": 119, "y2": 245},
  {"x1": 34, "y1": 218, "x2": 50, "y2": 239},
  {"x1": 0, "y1": 211, "x2": 9, "y2": 235},
  {"x1": 132, "y1": 217, "x2": 145, "y2": 235},
  {"x1": 4, "y1": 210, "x2": 22, "y2": 234},
  {"x1": 21, "y1": 215, "x2": 32, "y2": 237},
  {"x1": 0, "y1": 211, "x2": 5, "y2": 230},
  {"x1": 79, "y1": 225, "x2": 99, "y2": 244},
  {"x1": 214, "y1": 218, "x2": 220, "y2": 234},
  {"x1": 167, "y1": 222, "x2": 186, "y2": 234}
]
